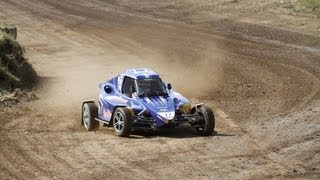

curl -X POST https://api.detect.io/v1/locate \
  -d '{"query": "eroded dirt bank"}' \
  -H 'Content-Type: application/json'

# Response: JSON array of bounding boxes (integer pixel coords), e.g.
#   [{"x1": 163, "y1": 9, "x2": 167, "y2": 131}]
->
[{"x1": 0, "y1": 0, "x2": 319, "y2": 179}]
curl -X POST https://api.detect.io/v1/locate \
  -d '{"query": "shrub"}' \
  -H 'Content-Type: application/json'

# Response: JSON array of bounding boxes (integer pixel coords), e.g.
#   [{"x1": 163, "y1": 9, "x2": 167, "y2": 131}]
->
[{"x1": 0, "y1": 29, "x2": 37, "y2": 92}]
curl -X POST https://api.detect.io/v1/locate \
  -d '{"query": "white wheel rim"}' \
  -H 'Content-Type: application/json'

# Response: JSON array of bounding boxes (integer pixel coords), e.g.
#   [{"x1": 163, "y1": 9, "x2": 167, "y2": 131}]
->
[
  {"x1": 114, "y1": 112, "x2": 124, "y2": 133},
  {"x1": 83, "y1": 105, "x2": 90, "y2": 130}
]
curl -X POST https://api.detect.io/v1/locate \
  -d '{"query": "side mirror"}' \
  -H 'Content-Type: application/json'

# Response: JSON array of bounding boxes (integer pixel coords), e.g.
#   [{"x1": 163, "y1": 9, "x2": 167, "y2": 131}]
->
[
  {"x1": 104, "y1": 86, "x2": 113, "y2": 94},
  {"x1": 167, "y1": 83, "x2": 172, "y2": 90}
]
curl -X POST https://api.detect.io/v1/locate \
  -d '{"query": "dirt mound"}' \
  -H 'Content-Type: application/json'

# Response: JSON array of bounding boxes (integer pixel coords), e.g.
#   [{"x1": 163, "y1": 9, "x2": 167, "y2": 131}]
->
[{"x1": 0, "y1": 26, "x2": 37, "y2": 93}]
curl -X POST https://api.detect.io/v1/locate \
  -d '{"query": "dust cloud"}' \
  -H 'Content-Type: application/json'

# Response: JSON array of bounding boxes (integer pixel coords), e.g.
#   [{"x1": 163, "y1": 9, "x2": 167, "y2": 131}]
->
[
  {"x1": 149, "y1": 41, "x2": 224, "y2": 99},
  {"x1": 36, "y1": 23, "x2": 224, "y2": 107}
]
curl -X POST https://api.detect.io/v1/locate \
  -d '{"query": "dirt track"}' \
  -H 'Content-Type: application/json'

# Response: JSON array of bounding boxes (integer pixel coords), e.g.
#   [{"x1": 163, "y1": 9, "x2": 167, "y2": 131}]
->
[{"x1": 0, "y1": 0, "x2": 320, "y2": 179}]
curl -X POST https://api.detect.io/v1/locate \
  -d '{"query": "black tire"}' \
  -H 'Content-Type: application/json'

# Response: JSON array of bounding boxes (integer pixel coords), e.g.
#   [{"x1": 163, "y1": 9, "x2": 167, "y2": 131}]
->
[
  {"x1": 82, "y1": 102, "x2": 99, "y2": 131},
  {"x1": 195, "y1": 105, "x2": 215, "y2": 136},
  {"x1": 113, "y1": 107, "x2": 133, "y2": 137}
]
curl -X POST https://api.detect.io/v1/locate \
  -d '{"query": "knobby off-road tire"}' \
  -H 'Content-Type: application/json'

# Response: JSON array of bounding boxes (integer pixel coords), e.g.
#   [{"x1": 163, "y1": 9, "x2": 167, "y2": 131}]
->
[
  {"x1": 113, "y1": 107, "x2": 133, "y2": 137},
  {"x1": 82, "y1": 102, "x2": 99, "y2": 131},
  {"x1": 195, "y1": 105, "x2": 215, "y2": 136}
]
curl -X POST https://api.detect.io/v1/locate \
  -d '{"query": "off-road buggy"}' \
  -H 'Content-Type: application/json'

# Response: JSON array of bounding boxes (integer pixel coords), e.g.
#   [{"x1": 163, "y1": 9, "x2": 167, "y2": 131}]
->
[{"x1": 81, "y1": 68, "x2": 215, "y2": 137}]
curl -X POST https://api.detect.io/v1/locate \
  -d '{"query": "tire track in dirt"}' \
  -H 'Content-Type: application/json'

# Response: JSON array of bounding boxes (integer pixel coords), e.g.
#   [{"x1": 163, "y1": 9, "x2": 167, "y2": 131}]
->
[{"x1": 0, "y1": 133, "x2": 47, "y2": 178}]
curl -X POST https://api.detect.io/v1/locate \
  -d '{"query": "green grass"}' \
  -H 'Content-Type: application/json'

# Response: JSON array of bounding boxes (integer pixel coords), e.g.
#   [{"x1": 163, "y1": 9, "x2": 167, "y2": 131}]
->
[
  {"x1": 0, "y1": 22, "x2": 8, "y2": 29},
  {"x1": 285, "y1": 0, "x2": 320, "y2": 14},
  {"x1": 299, "y1": 0, "x2": 320, "y2": 11}
]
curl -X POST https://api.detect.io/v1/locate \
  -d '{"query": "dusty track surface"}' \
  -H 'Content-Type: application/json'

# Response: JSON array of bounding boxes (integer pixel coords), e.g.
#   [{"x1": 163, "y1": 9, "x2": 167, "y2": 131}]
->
[{"x1": 0, "y1": 0, "x2": 320, "y2": 179}]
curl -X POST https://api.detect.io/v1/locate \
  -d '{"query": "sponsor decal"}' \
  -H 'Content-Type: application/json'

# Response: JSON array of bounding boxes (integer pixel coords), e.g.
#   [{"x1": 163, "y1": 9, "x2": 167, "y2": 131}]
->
[
  {"x1": 103, "y1": 108, "x2": 112, "y2": 119},
  {"x1": 159, "y1": 108, "x2": 169, "y2": 112},
  {"x1": 158, "y1": 111, "x2": 175, "y2": 120}
]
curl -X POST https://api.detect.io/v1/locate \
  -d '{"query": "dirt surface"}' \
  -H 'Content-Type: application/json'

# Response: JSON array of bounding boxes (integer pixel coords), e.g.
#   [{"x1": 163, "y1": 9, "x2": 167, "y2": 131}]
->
[{"x1": 0, "y1": 0, "x2": 319, "y2": 179}]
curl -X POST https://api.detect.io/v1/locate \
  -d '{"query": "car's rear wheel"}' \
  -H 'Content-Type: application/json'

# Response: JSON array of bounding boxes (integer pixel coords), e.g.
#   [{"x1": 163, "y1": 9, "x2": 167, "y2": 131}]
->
[
  {"x1": 82, "y1": 102, "x2": 99, "y2": 131},
  {"x1": 113, "y1": 107, "x2": 133, "y2": 137},
  {"x1": 194, "y1": 105, "x2": 215, "y2": 136}
]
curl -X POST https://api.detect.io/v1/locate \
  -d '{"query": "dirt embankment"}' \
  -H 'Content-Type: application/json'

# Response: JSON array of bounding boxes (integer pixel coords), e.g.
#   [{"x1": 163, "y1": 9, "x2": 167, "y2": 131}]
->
[
  {"x1": 0, "y1": 25, "x2": 37, "y2": 92},
  {"x1": 0, "y1": 25, "x2": 38, "y2": 105}
]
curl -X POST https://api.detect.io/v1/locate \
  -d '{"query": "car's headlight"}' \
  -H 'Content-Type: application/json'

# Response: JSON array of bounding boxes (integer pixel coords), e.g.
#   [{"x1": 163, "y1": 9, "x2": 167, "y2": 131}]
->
[{"x1": 181, "y1": 103, "x2": 191, "y2": 114}]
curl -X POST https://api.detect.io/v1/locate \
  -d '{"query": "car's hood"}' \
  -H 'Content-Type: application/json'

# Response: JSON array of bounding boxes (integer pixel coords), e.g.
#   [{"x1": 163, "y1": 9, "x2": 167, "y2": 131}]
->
[{"x1": 139, "y1": 96, "x2": 175, "y2": 121}]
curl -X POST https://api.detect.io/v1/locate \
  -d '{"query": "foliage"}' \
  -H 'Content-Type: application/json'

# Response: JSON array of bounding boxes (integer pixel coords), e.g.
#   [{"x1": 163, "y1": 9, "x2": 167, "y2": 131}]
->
[
  {"x1": 285, "y1": 0, "x2": 320, "y2": 14},
  {"x1": 0, "y1": 28, "x2": 37, "y2": 92}
]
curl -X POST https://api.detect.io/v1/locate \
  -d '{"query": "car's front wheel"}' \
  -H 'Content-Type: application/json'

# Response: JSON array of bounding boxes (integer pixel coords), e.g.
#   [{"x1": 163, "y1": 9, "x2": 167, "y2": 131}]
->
[
  {"x1": 113, "y1": 107, "x2": 133, "y2": 137},
  {"x1": 194, "y1": 105, "x2": 215, "y2": 136}
]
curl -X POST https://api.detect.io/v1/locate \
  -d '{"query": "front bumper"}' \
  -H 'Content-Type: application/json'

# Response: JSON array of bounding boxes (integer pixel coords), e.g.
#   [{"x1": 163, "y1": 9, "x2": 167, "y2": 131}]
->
[{"x1": 132, "y1": 114, "x2": 204, "y2": 129}]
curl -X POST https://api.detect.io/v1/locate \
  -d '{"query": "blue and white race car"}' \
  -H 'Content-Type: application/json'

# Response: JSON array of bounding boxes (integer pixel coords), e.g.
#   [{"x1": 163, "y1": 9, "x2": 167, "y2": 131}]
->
[{"x1": 81, "y1": 68, "x2": 215, "y2": 137}]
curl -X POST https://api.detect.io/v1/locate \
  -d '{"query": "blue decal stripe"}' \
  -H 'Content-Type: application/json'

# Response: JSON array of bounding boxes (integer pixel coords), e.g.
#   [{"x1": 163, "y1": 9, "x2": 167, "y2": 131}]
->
[
  {"x1": 158, "y1": 97, "x2": 166, "y2": 107},
  {"x1": 152, "y1": 97, "x2": 160, "y2": 107},
  {"x1": 154, "y1": 97, "x2": 165, "y2": 107}
]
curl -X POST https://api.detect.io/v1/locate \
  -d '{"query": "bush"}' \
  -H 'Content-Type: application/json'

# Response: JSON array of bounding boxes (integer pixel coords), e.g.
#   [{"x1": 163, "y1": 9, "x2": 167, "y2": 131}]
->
[
  {"x1": 299, "y1": 0, "x2": 320, "y2": 11},
  {"x1": 286, "y1": 0, "x2": 320, "y2": 14},
  {"x1": 0, "y1": 29, "x2": 38, "y2": 92}
]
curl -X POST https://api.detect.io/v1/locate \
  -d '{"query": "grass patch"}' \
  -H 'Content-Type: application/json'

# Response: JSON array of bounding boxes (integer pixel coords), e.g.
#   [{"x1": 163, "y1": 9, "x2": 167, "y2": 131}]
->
[
  {"x1": 0, "y1": 22, "x2": 8, "y2": 29},
  {"x1": 299, "y1": 0, "x2": 320, "y2": 11},
  {"x1": 285, "y1": 0, "x2": 320, "y2": 14}
]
